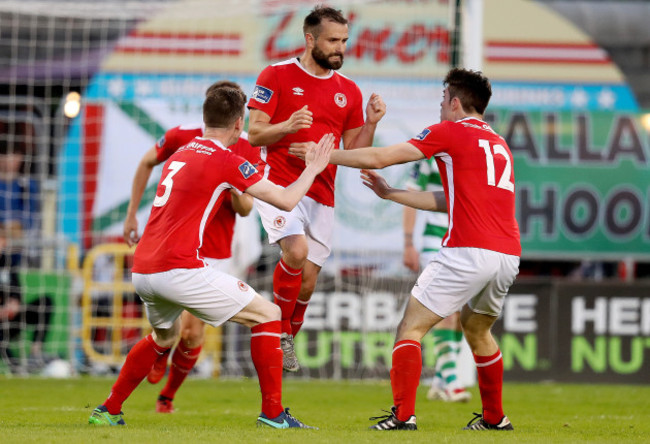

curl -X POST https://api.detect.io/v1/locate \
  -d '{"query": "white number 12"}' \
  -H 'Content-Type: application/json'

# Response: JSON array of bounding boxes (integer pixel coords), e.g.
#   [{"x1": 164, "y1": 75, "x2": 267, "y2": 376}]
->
[
  {"x1": 153, "y1": 161, "x2": 186, "y2": 207},
  {"x1": 478, "y1": 139, "x2": 514, "y2": 192}
]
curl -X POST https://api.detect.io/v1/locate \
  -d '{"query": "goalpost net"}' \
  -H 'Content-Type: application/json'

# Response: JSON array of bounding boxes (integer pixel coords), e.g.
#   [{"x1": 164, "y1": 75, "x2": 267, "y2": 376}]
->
[{"x1": 0, "y1": 0, "x2": 459, "y2": 378}]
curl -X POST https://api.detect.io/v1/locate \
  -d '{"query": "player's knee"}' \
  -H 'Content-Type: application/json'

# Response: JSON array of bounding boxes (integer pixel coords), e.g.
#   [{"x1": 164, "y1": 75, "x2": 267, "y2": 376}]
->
[
  {"x1": 283, "y1": 252, "x2": 308, "y2": 269},
  {"x1": 180, "y1": 326, "x2": 205, "y2": 348},
  {"x1": 152, "y1": 328, "x2": 178, "y2": 348},
  {"x1": 246, "y1": 298, "x2": 282, "y2": 325},
  {"x1": 395, "y1": 318, "x2": 426, "y2": 342},
  {"x1": 255, "y1": 300, "x2": 282, "y2": 324},
  {"x1": 261, "y1": 302, "x2": 281, "y2": 323},
  {"x1": 461, "y1": 320, "x2": 488, "y2": 344},
  {"x1": 280, "y1": 237, "x2": 309, "y2": 266}
]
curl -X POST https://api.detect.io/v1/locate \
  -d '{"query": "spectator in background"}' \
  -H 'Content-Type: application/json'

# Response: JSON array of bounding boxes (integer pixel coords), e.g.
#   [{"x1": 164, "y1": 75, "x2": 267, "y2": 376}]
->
[{"x1": 0, "y1": 145, "x2": 52, "y2": 372}]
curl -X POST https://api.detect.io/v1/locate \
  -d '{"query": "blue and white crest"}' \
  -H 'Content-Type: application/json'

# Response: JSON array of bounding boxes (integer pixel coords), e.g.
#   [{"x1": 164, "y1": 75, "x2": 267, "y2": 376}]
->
[
  {"x1": 157, "y1": 135, "x2": 166, "y2": 147},
  {"x1": 238, "y1": 161, "x2": 258, "y2": 179},
  {"x1": 414, "y1": 128, "x2": 431, "y2": 141},
  {"x1": 251, "y1": 85, "x2": 273, "y2": 104}
]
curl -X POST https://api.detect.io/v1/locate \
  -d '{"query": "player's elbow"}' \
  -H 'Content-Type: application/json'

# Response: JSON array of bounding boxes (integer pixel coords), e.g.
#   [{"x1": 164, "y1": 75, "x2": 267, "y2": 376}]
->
[
  {"x1": 238, "y1": 206, "x2": 253, "y2": 217},
  {"x1": 366, "y1": 156, "x2": 390, "y2": 169},
  {"x1": 364, "y1": 150, "x2": 396, "y2": 169},
  {"x1": 247, "y1": 133, "x2": 262, "y2": 147},
  {"x1": 246, "y1": 124, "x2": 265, "y2": 147},
  {"x1": 374, "y1": 160, "x2": 391, "y2": 169}
]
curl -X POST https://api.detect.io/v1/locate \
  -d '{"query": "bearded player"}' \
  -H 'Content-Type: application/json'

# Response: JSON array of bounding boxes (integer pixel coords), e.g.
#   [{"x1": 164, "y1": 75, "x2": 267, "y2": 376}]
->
[{"x1": 247, "y1": 5, "x2": 386, "y2": 372}]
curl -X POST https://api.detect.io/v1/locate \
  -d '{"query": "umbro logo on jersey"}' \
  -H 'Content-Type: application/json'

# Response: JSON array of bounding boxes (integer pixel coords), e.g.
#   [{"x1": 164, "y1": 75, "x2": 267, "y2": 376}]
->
[
  {"x1": 292, "y1": 87, "x2": 304, "y2": 96},
  {"x1": 238, "y1": 161, "x2": 258, "y2": 179},
  {"x1": 252, "y1": 85, "x2": 273, "y2": 104},
  {"x1": 414, "y1": 128, "x2": 431, "y2": 141}
]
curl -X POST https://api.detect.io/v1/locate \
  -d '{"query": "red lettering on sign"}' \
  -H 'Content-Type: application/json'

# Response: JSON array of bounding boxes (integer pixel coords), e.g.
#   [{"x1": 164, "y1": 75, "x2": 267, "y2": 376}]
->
[
  {"x1": 263, "y1": 12, "x2": 451, "y2": 65},
  {"x1": 264, "y1": 12, "x2": 303, "y2": 60}
]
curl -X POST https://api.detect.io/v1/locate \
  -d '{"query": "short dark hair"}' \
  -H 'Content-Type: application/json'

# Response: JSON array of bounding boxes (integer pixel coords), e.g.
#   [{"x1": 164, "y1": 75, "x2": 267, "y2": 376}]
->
[
  {"x1": 444, "y1": 68, "x2": 492, "y2": 115},
  {"x1": 205, "y1": 80, "x2": 241, "y2": 97},
  {"x1": 203, "y1": 87, "x2": 246, "y2": 129},
  {"x1": 303, "y1": 5, "x2": 347, "y2": 39}
]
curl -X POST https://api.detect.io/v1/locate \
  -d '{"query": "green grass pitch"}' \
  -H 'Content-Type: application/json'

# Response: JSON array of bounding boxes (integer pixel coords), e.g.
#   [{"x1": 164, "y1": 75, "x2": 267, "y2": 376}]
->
[{"x1": 0, "y1": 376, "x2": 648, "y2": 443}]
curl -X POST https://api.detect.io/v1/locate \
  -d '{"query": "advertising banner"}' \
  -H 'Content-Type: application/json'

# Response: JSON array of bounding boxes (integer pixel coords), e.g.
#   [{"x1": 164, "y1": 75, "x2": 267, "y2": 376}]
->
[
  {"x1": 289, "y1": 279, "x2": 650, "y2": 382},
  {"x1": 485, "y1": 109, "x2": 650, "y2": 259},
  {"x1": 493, "y1": 281, "x2": 650, "y2": 383}
]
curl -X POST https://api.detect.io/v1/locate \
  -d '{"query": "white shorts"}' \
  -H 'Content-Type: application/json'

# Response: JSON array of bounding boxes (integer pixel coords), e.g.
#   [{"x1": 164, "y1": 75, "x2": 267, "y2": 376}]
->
[
  {"x1": 133, "y1": 266, "x2": 257, "y2": 329},
  {"x1": 255, "y1": 194, "x2": 334, "y2": 266},
  {"x1": 203, "y1": 257, "x2": 231, "y2": 272},
  {"x1": 411, "y1": 247, "x2": 520, "y2": 318}
]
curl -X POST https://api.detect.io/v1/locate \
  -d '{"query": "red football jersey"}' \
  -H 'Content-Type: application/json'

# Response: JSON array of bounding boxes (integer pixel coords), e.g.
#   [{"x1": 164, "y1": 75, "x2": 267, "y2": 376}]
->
[
  {"x1": 247, "y1": 58, "x2": 365, "y2": 207},
  {"x1": 154, "y1": 125, "x2": 259, "y2": 259},
  {"x1": 133, "y1": 137, "x2": 263, "y2": 274},
  {"x1": 408, "y1": 117, "x2": 521, "y2": 256}
]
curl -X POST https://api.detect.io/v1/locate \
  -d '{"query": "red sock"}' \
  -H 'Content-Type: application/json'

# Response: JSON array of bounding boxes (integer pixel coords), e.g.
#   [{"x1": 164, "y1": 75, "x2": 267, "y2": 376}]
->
[
  {"x1": 250, "y1": 320, "x2": 283, "y2": 418},
  {"x1": 290, "y1": 299, "x2": 309, "y2": 337},
  {"x1": 474, "y1": 349, "x2": 504, "y2": 424},
  {"x1": 159, "y1": 342, "x2": 202, "y2": 400},
  {"x1": 152, "y1": 348, "x2": 171, "y2": 373},
  {"x1": 104, "y1": 334, "x2": 170, "y2": 414},
  {"x1": 273, "y1": 259, "x2": 302, "y2": 334},
  {"x1": 390, "y1": 340, "x2": 422, "y2": 421}
]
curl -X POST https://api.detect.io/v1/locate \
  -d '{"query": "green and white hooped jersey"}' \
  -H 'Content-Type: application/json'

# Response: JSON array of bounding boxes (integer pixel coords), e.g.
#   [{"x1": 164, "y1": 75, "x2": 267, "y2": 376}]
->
[{"x1": 406, "y1": 158, "x2": 448, "y2": 260}]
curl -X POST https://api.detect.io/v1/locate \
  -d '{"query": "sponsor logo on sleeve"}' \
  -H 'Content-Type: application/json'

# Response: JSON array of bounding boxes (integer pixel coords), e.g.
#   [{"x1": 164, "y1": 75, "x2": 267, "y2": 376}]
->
[
  {"x1": 414, "y1": 128, "x2": 431, "y2": 141},
  {"x1": 238, "y1": 161, "x2": 258, "y2": 179},
  {"x1": 251, "y1": 85, "x2": 273, "y2": 104},
  {"x1": 156, "y1": 135, "x2": 166, "y2": 148}
]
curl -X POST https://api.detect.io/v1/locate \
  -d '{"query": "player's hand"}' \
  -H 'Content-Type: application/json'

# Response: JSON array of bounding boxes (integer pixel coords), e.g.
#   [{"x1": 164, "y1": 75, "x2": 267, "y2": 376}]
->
[
  {"x1": 288, "y1": 141, "x2": 317, "y2": 161},
  {"x1": 365, "y1": 93, "x2": 386, "y2": 125},
  {"x1": 403, "y1": 244, "x2": 420, "y2": 272},
  {"x1": 360, "y1": 169, "x2": 391, "y2": 199},
  {"x1": 305, "y1": 133, "x2": 335, "y2": 173},
  {"x1": 284, "y1": 105, "x2": 313, "y2": 134},
  {"x1": 123, "y1": 216, "x2": 140, "y2": 247}
]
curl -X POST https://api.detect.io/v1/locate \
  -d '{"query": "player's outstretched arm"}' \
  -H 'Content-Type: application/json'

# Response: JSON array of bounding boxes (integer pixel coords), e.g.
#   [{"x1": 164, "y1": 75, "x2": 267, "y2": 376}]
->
[
  {"x1": 290, "y1": 141, "x2": 424, "y2": 169},
  {"x1": 124, "y1": 146, "x2": 160, "y2": 246},
  {"x1": 245, "y1": 133, "x2": 335, "y2": 211},
  {"x1": 247, "y1": 106, "x2": 313, "y2": 147},
  {"x1": 360, "y1": 169, "x2": 447, "y2": 212}
]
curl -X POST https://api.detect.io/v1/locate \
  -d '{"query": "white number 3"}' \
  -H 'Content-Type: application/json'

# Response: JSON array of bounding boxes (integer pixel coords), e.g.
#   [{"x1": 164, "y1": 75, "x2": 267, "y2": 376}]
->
[
  {"x1": 478, "y1": 139, "x2": 514, "y2": 192},
  {"x1": 153, "y1": 161, "x2": 186, "y2": 207}
]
